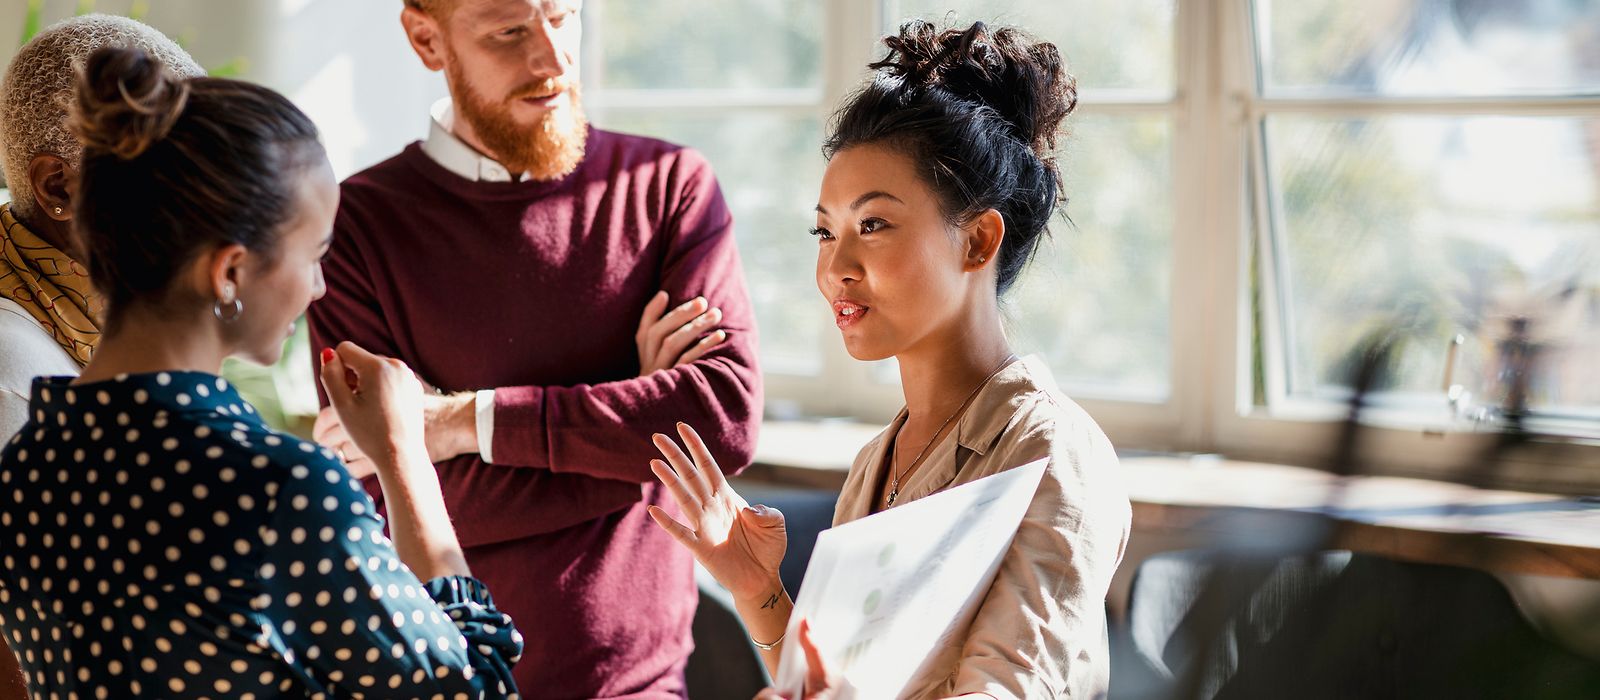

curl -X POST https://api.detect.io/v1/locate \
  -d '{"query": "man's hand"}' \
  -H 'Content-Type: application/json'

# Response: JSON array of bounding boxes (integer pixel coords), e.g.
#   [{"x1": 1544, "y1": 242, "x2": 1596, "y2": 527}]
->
[
  {"x1": 636, "y1": 291, "x2": 727, "y2": 376},
  {"x1": 314, "y1": 390, "x2": 479, "y2": 477}
]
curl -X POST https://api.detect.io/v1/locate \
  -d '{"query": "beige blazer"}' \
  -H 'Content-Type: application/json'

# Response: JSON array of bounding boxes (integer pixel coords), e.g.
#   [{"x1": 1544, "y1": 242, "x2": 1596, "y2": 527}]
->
[{"x1": 832, "y1": 356, "x2": 1131, "y2": 699}]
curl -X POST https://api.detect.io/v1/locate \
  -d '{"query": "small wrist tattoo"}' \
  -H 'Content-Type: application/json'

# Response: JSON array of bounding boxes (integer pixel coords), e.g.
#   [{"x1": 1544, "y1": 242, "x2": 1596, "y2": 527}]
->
[{"x1": 760, "y1": 592, "x2": 780, "y2": 609}]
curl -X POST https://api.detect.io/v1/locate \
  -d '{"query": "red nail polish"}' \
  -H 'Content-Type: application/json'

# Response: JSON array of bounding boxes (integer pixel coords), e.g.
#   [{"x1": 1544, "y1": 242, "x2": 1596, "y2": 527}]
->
[{"x1": 320, "y1": 348, "x2": 335, "y2": 364}]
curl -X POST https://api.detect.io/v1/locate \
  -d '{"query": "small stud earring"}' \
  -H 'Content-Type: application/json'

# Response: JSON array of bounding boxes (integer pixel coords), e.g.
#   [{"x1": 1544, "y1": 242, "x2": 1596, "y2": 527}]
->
[{"x1": 52, "y1": 206, "x2": 62, "y2": 216}]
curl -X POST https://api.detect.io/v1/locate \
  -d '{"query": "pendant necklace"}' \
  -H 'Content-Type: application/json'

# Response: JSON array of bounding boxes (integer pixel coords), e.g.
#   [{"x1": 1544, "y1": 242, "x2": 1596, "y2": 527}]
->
[{"x1": 886, "y1": 354, "x2": 1017, "y2": 507}]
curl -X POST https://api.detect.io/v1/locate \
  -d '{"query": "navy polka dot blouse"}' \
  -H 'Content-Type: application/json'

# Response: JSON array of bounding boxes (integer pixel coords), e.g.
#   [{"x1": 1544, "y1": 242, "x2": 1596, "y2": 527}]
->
[{"x1": 0, "y1": 372, "x2": 522, "y2": 698}]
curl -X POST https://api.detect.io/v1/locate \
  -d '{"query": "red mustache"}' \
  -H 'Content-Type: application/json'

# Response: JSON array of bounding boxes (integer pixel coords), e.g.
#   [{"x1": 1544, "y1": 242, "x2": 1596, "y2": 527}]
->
[{"x1": 508, "y1": 79, "x2": 574, "y2": 101}]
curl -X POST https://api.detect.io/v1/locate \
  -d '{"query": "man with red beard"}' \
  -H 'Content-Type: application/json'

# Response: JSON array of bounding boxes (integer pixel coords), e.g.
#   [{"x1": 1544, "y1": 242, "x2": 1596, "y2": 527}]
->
[{"x1": 306, "y1": 0, "x2": 762, "y2": 696}]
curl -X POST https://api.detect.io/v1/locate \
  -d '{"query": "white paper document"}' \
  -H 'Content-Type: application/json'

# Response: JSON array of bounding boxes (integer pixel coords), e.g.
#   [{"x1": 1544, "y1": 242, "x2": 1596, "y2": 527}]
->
[{"x1": 774, "y1": 459, "x2": 1049, "y2": 699}]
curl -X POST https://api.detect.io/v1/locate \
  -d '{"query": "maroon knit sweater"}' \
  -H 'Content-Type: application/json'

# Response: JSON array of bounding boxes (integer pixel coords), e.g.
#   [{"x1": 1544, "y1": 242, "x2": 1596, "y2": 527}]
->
[{"x1": 308, "y1": 129, "x2": 762, "y2": 698}]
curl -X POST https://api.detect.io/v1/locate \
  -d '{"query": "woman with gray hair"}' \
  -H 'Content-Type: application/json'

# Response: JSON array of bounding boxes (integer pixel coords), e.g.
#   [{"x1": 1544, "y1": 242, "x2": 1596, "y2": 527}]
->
[
  {"x1": 0, "y1": 14, "x2": 202, "y2": 698},
  {"x1": 0, "y1": 14, "x2": 203, "y2": 434}
]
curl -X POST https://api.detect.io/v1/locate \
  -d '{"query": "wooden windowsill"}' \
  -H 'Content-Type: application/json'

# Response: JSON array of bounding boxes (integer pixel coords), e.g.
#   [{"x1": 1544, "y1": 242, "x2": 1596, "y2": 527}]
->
[{"x1": 746, "y1": 420, "x2": 1600, "y2": 580}]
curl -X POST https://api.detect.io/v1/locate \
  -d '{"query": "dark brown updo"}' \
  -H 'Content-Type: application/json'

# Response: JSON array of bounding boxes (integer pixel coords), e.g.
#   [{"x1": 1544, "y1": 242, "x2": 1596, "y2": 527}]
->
[
  {"x1": 68, "y1": 45, "x2": 323, "y2": 330},
  {"x1": 69, "y1": 45, "x2": 190, "y2": 160},
  {"x1": 824, "y1": 20, "x2": 1077, "y2": 295}
]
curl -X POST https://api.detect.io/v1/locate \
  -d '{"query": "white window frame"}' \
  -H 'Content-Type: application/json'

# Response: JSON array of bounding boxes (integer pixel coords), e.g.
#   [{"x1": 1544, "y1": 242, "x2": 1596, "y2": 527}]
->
[
  {"x1": 1204, "y1": 0, "x2": 1600, "y2": 491},
  {"x1": 584, "y1": 0, "x2": 1600, "y2": 491}
]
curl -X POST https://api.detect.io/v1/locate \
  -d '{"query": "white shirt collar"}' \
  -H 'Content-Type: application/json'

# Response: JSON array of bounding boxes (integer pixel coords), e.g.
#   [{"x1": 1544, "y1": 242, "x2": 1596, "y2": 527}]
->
[{"x1": 420, "y1": 98, "x2": 530, "y2": 182}]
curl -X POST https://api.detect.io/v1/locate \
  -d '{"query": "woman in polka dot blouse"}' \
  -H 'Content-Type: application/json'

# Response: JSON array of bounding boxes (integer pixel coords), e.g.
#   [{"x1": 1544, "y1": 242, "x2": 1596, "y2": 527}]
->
[{"x1": 0, "y1": 47, "x2": 522, "y2": 697}]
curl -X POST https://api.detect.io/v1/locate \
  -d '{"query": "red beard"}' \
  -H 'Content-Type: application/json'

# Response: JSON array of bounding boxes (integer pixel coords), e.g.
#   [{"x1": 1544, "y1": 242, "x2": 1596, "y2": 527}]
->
[{"x1": 447, "y1": 53, "x2": 588, "y2": 181}]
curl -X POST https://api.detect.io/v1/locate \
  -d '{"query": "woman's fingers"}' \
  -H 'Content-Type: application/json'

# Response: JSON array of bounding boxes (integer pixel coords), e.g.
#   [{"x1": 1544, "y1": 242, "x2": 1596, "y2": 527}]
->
[
  {"x1": 330, "y1": 436, "x2": 372, "y2": 470},
  {"x1": 646, "y1": 505, "x2": 700, "y2": 550},
  {"x1": 312, "y1": 405, "x2": 343, "y2": 444},
  {"x1": 333, "y1": 340, "x2": 383, "y2": 368},
  {"x1": 740, "y1": 503, "x2": 785, "y2": 530},
  {"x1": 676, "y1": 422, "x2": 728, "y2": 494},
  {"x1": 652, "y1": 432, "x2": 710, "y2": 502},
  {"x1": 799, "y1": 619, "x2": 831, "y2": 696},
  {"x1": 319, "y1": 348, "x2": 357, "y2": 412},
  {"x1": 343, "y1": 454, "x2": 377, "y2": 480},
  {"x1": 649, "y1": 458, "x2": 703, "y2": 516}
]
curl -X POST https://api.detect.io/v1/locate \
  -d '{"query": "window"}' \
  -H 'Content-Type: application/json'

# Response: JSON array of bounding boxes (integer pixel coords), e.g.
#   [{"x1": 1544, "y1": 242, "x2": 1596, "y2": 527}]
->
[
  {"x1": 583, "y1": 0, "x2": 830, "y2": 381},
  {"x1": 21, "y1": 1, "x2": 1589, "y2": 487},
  {"x1": 1256, "y1": 0, "x2": 1600, "y2": 97},
  {"x1": 1249, "y1": 0, "x2": 1600, "y2": 438},
  {"x1": 589, "y1": 0, "x2": 1600, "y2": 487},
  {"x1": 893, "y1": 0, "x2": 1178, "y2": 402},
  {"x1": 587, "y1": 0, "x2": 1181, "y2": 419}
]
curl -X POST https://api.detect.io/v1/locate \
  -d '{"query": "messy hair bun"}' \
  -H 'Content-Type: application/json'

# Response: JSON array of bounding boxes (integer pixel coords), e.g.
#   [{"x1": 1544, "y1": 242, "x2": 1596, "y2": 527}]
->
[
  {"x1": 69, "y1": 44, "x2": 190, "y2": 160},
  {"x1": 70, "y1": 46, "x2": 324, "y2": 331},
  {"x1": 876, "y1": 20, "x2": 1074, "y2": 162},
  {"x1": 825, "y1": 20, "x2": 1078, "y2": 295}
]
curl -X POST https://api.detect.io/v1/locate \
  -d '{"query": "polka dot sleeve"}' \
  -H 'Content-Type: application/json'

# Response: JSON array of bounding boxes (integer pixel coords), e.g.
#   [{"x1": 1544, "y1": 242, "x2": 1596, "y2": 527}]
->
[{"x1": 254, "y1": 455, "x2": 523, "y2": 697}]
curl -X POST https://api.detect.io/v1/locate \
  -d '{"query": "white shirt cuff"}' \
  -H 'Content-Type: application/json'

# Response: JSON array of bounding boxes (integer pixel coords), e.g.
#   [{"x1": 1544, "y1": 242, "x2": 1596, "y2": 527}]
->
[{"x1": 475, "y1": 389, "x2": 496, "y2": 464}]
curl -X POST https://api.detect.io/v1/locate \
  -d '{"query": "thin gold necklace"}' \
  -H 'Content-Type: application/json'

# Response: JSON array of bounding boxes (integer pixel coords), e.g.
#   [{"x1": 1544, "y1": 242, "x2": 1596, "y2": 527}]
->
[{"x1": 886, "y1": 353, "x2": 1017, "y2": 507}]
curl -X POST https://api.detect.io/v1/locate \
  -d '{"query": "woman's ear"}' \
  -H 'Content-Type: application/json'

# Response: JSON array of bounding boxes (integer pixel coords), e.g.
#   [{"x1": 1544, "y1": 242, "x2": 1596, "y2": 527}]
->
[
  {"x1": 197, "y1": 243, "x2": 250, "y2": 306},
  {"x1": 966, "y1": 209, "x2": 1005, "y2": 270},
  {"x1": 27, "y1": 154, "x2": 74, "y2": 222}
]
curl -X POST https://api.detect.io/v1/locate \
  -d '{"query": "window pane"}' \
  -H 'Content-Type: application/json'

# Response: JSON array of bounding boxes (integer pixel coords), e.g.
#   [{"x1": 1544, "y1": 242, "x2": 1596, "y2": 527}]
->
[
  {"x1": 1257, "y1": 0, "x2": 1600, "y2": 96},
  {"x1": 601, "y1": 113, "x2": 828, "y2": 375},
  {"x1": 1267, "y1": 115, "x2": 1600, "y2": 415},
  {"x1": 1010, "y1": 115, "x2": 1172, "y2": 399},
  {"x1": 891, "y1": 0, "x2": 1175, "y2": 92},
  {"x1": 588, "y1": 0, "x2": 822, "y2": 90},
  {"x1": 867, "y1": 115, "x2": 1175, "y2": 397}
]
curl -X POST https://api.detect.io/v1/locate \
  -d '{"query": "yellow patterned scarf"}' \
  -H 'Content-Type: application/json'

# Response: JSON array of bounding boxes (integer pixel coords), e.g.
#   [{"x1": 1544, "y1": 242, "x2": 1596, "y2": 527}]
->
[{"x1": 0, "y1": 203, "x2": 101, "y2": 365}]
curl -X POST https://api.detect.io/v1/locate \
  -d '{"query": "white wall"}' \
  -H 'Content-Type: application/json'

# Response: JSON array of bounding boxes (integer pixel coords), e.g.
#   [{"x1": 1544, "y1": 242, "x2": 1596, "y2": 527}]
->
[{"x1": 0, "y1": 0, "x2": 447, "y2": 180}]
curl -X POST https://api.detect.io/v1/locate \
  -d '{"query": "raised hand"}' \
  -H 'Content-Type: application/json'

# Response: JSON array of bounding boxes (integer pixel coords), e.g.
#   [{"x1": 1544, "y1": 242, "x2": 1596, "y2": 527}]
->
[
  {"x1": 318, "y1": 342, "x2": 429, "y2": 470},
  {"x1": 647, "y1": 422, "x2": 787, "y2": 601},
  {"x1": 313, "y1": 385, "x2": 479, "y2": 475},
  {"x1": 318, "y1": 342, "x2": 468, "y2": 581}
]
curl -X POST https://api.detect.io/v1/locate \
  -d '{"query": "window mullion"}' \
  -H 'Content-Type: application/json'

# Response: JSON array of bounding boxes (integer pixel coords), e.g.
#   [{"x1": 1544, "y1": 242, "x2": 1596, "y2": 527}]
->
[
  {"x1": 1249, "y1": 118, "x2": 1292, "y2": 409},
  {"x1": 1253, "y1": 95, "x2": 1600, "y2": 117},
  {"x1": 587, "y1": 88, "x2": 823, "y2": 112},
  {"x1": 809, "y1": 0, "x2": 891, "y2": 420},
  {"x1": 1196, "y1": 0, "x2": 1273, "y2": 452}
]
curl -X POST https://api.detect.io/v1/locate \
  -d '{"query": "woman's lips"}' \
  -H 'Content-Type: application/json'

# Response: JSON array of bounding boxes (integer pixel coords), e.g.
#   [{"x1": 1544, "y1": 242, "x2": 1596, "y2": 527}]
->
[{"x1": 833, "y1": 300, "x2": 869, "y2": 328}]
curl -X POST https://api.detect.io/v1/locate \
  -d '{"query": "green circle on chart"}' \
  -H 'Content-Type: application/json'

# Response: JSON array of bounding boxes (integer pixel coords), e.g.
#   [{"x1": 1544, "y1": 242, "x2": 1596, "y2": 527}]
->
[
  {"x1": 878, "y1": 543, "x2": 895, "y2": 567},
  {"x1": 863, "y1": 589, "x2": 882, "y2": 616}
]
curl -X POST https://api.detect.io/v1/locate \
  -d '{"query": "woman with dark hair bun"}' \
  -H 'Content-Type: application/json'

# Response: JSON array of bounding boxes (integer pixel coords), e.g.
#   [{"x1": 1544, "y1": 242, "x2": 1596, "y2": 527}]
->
[
  {"x1": 0, "y1": 46, "x2": 521, "y2": 697},
  {"x1": 649, "y1": 20, "x2": 1131, "y2": 699}
]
